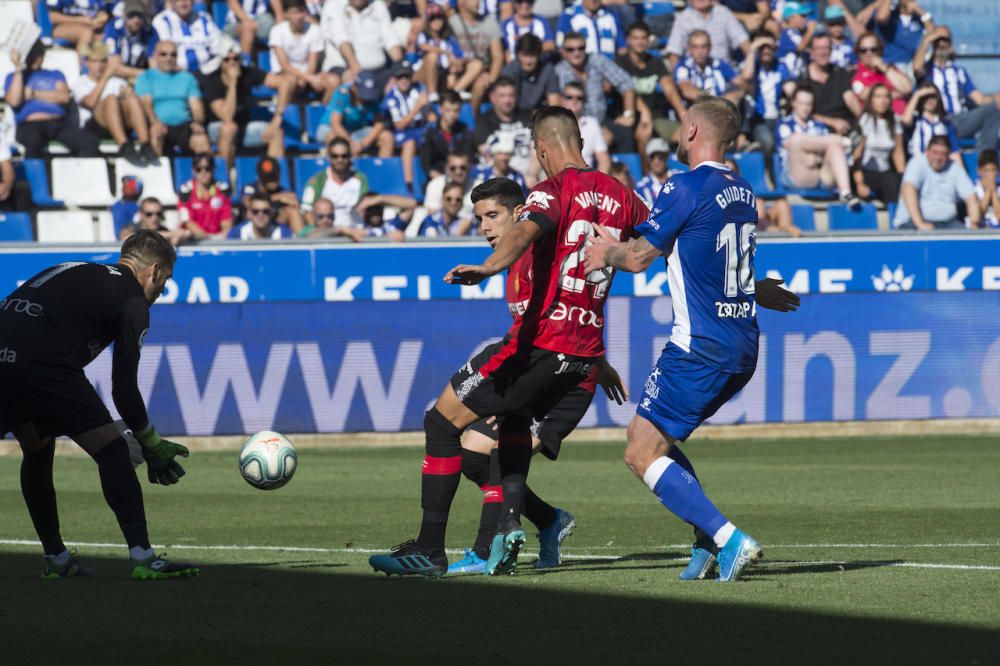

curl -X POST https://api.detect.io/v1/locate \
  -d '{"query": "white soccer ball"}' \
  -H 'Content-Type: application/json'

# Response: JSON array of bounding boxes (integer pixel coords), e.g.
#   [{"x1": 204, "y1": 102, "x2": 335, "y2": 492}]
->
[{"x1": 238, "y1": 431, "x2": 297, "y2": 490}]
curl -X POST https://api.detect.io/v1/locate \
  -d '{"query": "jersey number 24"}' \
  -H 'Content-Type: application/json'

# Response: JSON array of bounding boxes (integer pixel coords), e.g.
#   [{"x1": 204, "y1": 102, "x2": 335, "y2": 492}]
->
[{"x1": 560, "y1": 220, "x2": 622, "y2": 299}]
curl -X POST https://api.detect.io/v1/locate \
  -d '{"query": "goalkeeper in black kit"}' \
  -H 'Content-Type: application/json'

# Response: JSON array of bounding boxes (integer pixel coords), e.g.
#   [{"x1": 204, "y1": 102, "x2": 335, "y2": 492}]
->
[{"x1": 0, "y1": 231, "x2": 198, "y2": 579}]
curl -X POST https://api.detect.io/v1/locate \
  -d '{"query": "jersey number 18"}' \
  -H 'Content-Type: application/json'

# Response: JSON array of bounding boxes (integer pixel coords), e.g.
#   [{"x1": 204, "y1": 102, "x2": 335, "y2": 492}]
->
[{"x1": 716, "y1": 222, "x2": 756, "y2": 297}]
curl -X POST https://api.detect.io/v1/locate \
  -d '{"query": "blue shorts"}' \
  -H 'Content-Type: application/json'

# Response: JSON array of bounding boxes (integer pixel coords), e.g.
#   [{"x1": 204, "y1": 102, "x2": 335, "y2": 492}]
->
[
  {"x1": 636, "y1": 342, "x2": 755, "y2": 442},
  {"x1": 393, "y1": 128, "x2": 423, "y2": 148}
]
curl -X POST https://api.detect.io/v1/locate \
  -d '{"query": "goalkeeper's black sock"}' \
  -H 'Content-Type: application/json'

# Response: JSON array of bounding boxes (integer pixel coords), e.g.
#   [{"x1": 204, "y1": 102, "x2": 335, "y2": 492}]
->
[
  {"x1": 93, "y1": 437, "x2": 150, "y2": 550},
  {"x1": 523, "y1": 486, "x2": 557, "y2": 531},
  {"x1": 20, "y1": 439, "x2": 66, "y2": 556},
  {"x1": 462, "y1": 449, "x2": 502, "y2": 560},
  {"x1": 497, "y1": 415, "x2": 533, "y2": 533},
  {"x1": 416, "y1": 408, "x2": 463, "y2": 556}
]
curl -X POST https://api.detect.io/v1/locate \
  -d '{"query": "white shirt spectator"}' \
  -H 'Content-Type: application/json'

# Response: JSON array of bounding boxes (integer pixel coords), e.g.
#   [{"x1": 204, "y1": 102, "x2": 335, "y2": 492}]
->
[
  {"x1": 71, "y1": 75, "x2": 129, "y2": 127},
  {"x1": 269, "y1": 20, "x2": 325, "y2": 73},
  {"x1": 152, "y1": 9, "x2": 221, "y2": 73},
  {"x1": 329, "y1": 0, "x2": 402, "y2": 72},
  {"x1": 578, "y1": 115, "x2": 607, "y2": 169},
  {"x1": 858, "y1": 113, "x2": 902, "y2": 173},
  {"x1": 666, "y1": 3, "x2": 747, "y2": 64}
]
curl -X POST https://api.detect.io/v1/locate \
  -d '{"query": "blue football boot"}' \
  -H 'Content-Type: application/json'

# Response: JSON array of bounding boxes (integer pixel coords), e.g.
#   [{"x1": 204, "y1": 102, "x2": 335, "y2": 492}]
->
[
  {"x1": 369, "y1": 540, "x2": 447, "y2": 578},
  {"x1": 535, "y1": 509, "x2": 576, "y2": 569},
  {"x1": 716, "y1": 529, "x2": 763, "y2": 582},
  {"x1": 447, "y1": 548, "x2": 488, "y2": 575},
  {"x1": 484, "y1": 527, "x2": 526, "y2": 576},
  {"x1": 679, "y1": 533, "x2": 718, "y2": 581}
]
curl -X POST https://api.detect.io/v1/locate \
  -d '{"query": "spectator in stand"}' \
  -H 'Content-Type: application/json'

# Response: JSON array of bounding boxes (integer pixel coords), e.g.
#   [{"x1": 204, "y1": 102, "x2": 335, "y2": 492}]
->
[
  {"x1": 298, "y1": 196, "x2": 367, "y2": 240},
  {"x1": 418, "y1": 181, "x2": 474, "y2": 236},
  {"x1": 554, "y1": 31, "x2": 636, "y2": 152},
  {"x1": 202, "y1": 42, "x2": 290, "y2": 166},
  {"x1": 301, "y1": 138, "x2": 369, "y2": 229},
  {"x1": 914, "y1": 26, "x2": 1000, "y2": 152},
  {"x1": 119, "y1": 196, "x2": 192, "y2": 245},
  {"x1": 555, "y1": 0, "x2": 624, "y2": 59},
  {"x1": 901, "y1": 85, "x2": 959, "y2": 160},
  {"x1": 501, "y1": 0, "x2": 555, "y2": 61},
  {"x1": 110, "y1": 175, "x2": 143, "y2": 236},
  {"x1": 470, "y1": 134, "x2": 527, "y2": 193},
  {"x1": 608, "y1": 161, "x2": 634, "y2": 190},
  {"x1": 450, "y1": 0, "x2": 505, "y2": 115},
  {"x1": 741, "y1": 30, "x2": 793, "y2": 163},
  {"x1": 152, "y1": 0, "x2": 221, "y2": 73},
  {"x1": 382, "y1": 61, "x2": 428, "y2": 193},
  {"x1": 104, "y1": 0, "x2": 154, "y2": 80},
  {"x1": 852, "y1": 83, "x2": 905, "y2": 205},
  {"x1": 415, "y1": 4, "x2": 482, "y2": 100},
  {"x1": 618, "y1": 21, "x2": 687, "y2": 150},
  {"x1": 873, "y1": 0, "x2": 934, "y2": 79},
  {"x1": 725, "y1": 156, "x2": 801, "y2": 236},
  {"x1": 788, "y1": 33, "x2": 860, "y2": 137},
  {"x1": 893, "y1": 135, "x2": 980, "y2": 230},
  {"x1": 0, "y1": 130, "x2": 31, "y2": 212},
  {"x1": 777, "y1": 84, "x2": 862, "y2": 209},
  {"x1": 719, "y1": 0, "x2": 769, "y2": 34},
  {"x1": 974, "y1": 150, "x2": 1000, "y2": 228},
  {"x1": 851, "y1": 32, "x2": 912, "y2": 117},
  {"x1": 240, "y1": 156, "x2": 304, "y2": 235},
  {"x1": 229, "y1": 193, "x2": 295, "y2": 240},
  {"x1": 674, "y1": 30, "x2": 746, "y2": 107},
  {"x1": 775, "y1": 2, "x2": 814, "y2": 77},
  {"x1": 473, "y1": 76, "x2": 534, "y2": 175},
  {"x1": 4, "y1": 42, "x2": 101, "y2": 158},
  {"x1": 270, "y1": 0, "x2": 338, "y2": 102},
  {"x1": 331, "y1": 0, "x2": 405, "y2": 87},
  {"x1": 47, "y1": 0, "x2": 110, "y2": 54},
  {"x1": 500, "y1": 34, "x2": 560, "y2": 111},
  {"x1": 225, "y1": 0, "x2": 279, "y2": 58},
  {"x1": 178, "y1": 153, "x2": 234, "y2": 239},
  {"x1": 635, "y1": 137, "x2": 670, "y2": 207},
  {"x1": 419, "y1": 90, "x2": 475, "y2": 182},
  {"x1": 560, "y1": 81, "x2": 610, "y2": 172},
  {"x1": 824, "y1": 4, "x2": 863, "y2": 69},
  {"x1": 357, "y1": 192, "x2": 416, "y2": 240},
  {"x1": 424, "y1": 152, "x2": 473, "y2": 212},
  {"x1": 136, "y1": 40, "x2": 211, "y2": 156},
  {"x1": 665, "y1": 0, "x2": 749, "y2": 68},
  {"x1": 74, "y1": 41, "x2": 151, "y2": 165},
  {"x1": 316, "y1": 71, "x2": 392, "y2": 154}
]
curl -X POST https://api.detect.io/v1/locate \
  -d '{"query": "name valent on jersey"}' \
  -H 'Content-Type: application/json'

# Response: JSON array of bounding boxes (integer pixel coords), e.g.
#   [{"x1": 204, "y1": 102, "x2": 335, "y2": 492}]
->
[{"x1": 573, "y1": 191, "x2": 622, "y2": 215}]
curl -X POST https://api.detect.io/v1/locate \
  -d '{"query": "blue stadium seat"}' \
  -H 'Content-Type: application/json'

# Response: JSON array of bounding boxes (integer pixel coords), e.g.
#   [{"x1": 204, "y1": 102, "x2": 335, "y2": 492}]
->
[
  {"x1": 413, "y1": 160, "x2": 428, "y2": 201},
  {"x1": 459, "y1": 103, "x2": 475, "y2": 129},
  {"x1": 790, "y1": 204, "x2": 815, "y2": 232},
  {"x1": 280, "y1": 105, "x2": 322, "y2": 152},
  {"x1": 355, "y1": 157, "x2": 411, "y2": 197},
  {"x1": 732, "y1": 151, "x2": 784, "y2": 198},
  {"x1": 14, "y1": 159, "x2": 63, "y2": 207},
  {"x1": 235, "y1": 156, "x2": 292, "y2": 196},
  {"x1": 772, "y1": 153, "x2": 836, "y2": 199},
  {"x1": 36, "y1": 1, "x2": 69, "y2": 45},
  {"x1": 294, "y1": 156, "x2": 328, "y2": 196},
  {"x1": 305, "y1": 105, "x2": 328, "y2": 143},
  {"x1": 827, "y1": 203, "x2": 879, "y2": 231},
  {"x1": 257, "y1": 51, "x2": 271, "y2": 73},
  {"x1": 641, "y1": 1, "x2": 675, "y2": 17},
  {"x1": 958, "y1": 137, "x2": 975, "y2": 150},
  {"x1": 887, "y1": 202, "x2": 897, "y2": 224},
  {"x1": 212, "y1": 1, "x2": 228, "y2": 29},
  {"x1": 962, "y1": 151, "x2": 978, "y2": 179},
  {"x1": 173, "y1": 156, "x2": 229, "y2": 190},
  {"x1": 612, "y1": 153, "x2": 643, "y2": 182},
  {"x1": 0, "y1": 213, "x2": 33, "y2": 241}
]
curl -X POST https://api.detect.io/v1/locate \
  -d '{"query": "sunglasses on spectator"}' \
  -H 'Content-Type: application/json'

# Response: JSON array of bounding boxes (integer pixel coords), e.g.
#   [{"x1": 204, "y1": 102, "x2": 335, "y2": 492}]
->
[
  {"x1": 858, "y1": 46, "x2": 881, "y2": 54},
  {"x1": 315, "y1": 212, "x2": 335, "y2": 220},
  {"x1": 223, "y1": 55, "x2": 240, "y2": 62},
  {"x1": 329, "y1": 152, "x2": 350, "y2": 159},
  {"x1": 249, "y1": 208, "x2": 271, "y2": 215},
  {"x1": 142, "y1": 209, "x2": 163, "y2": 218},
  {"x1": 444, "y1": 196, "x2": 462, "y2": 203},
  {"x1": 194, "y1": 164, "x2": 213, "y2": 172},
  {"x1": 563, "y1": 94, "x2": 583, "y2": 101},
  {"x1": 563, "y1": 45, "x2": 585, "y2": 53},
  {"x1": 448, "y1": 164, "x2": 469, "y2": 171}
]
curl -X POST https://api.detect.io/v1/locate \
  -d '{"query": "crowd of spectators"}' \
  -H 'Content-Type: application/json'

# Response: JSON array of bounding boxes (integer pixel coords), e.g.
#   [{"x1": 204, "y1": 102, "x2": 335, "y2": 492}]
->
[{"x1": 2, "y1": 0, "x2": 1000, "y2": 238}]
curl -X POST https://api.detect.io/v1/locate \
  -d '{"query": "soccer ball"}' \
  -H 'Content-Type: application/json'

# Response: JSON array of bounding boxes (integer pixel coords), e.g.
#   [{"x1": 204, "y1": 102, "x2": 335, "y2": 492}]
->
[{"x1": 239, "y1": 431, "x2": 297, "y2": 490}]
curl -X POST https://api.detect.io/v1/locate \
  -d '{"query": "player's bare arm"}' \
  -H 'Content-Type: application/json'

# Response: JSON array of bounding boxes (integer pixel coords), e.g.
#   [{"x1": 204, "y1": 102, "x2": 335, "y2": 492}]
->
[
  {"x1": 584, "y1": 223, "x2": 662, "y2": 274},
  {"x1": 444, "y1": 217, "x2": 543, "y2": 285}
]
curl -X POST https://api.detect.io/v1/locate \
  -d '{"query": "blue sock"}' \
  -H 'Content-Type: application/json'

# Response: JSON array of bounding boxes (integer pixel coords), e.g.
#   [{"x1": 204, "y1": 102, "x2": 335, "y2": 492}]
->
[
  {"x1": 667, "y1": 445, "x2": 698, "y2": 482},
  {"x1": 644, "y1": 457, "x2": 730, "y2": 541}
]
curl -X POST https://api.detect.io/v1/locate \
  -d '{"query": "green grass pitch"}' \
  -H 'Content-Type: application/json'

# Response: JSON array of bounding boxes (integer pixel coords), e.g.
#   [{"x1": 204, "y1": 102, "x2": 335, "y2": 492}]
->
[{"x1": 1, "y1": 435, "x2": 998, "y2": 665}]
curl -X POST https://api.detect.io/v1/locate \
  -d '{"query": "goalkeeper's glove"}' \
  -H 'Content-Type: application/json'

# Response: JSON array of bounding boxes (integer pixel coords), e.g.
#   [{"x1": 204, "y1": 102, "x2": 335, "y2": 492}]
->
[{"x1": 136, "y1": 425, "x2": 189, "y2": 485}]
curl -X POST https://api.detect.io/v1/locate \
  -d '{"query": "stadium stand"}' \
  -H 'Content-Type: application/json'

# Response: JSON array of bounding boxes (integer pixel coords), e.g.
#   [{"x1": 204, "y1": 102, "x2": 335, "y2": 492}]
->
[
  {"x1": 35, "y1": 210, "x2": 97, "y2": 242},
  {"x1": 0, "y1": 212, "x2": 33, "y2": 241},
  {"x1": 51, "y1": 158, "x2": 115, "y2": 207}
]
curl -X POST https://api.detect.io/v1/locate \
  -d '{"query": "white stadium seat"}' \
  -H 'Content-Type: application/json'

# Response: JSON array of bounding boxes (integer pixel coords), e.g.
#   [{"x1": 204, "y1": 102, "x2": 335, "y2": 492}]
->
[
  {"x1": 41, "y1": 48, "x2": 81, "y2": 90},
  {"x1": 96, "y1": 211, "x2": 117, "y2": 242},
  {"x1": 162, "y1": 209, "x2": 180, "y2": 230},
  {"x1": 115, "y1": 158, "x2": 177, "y2": 206},
  {"x1": 36, "y1": 211, "x2": 96, "y2": 243},
  {"x1": 405, "y1": 207, "x2": 429, "y2": 238},
  {"x1": 51, "y1": 157, "x2": 115, "y2": 206}
]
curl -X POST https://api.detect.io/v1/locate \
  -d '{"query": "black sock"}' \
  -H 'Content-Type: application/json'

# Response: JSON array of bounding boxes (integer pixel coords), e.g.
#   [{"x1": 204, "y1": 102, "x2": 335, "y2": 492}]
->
[
  {"x1": 462, "y1": 449, "x2": 502, "y2": 560},
  {"x1": 92, "y1": 437, "x2": 149, "y2": 550},
  {"x1": 497, "y1": 415, "x2": 533, "y2": 533},
  {"x1": 523, "y1": 486, "x2": 557, "y2": 531},
  {"x1": 416, "y1": 408, "x2": 463, "y2": 555},
  {"x1": 20, "y1": 440, "x2": 65, "y2": 556}
]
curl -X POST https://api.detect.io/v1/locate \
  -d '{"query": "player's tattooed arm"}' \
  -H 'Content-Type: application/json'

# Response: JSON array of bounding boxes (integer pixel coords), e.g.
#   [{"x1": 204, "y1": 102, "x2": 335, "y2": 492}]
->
[{"x1": 584, "y1": 224, "x2": 662, "y2": 273}]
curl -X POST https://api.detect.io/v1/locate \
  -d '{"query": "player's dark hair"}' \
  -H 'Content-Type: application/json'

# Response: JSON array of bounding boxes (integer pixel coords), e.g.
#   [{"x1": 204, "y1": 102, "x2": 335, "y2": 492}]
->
[
  {"x1": 927, "y1": 135, "x2": 951, "y2": 151},
  {"x1": 531, "y1": 105, "x2": 583, "y2": 150},
  {"x1": 516, "y1": 33, "x2": 543, "y2": 55},
  {"x1": 120, "y1": 229, "x2": 176, "y2": 268},
  {"x1": 688, "y1": 96, "x2": 742, "y2": 146},
  {"x1": 978, "y1": 149, "x2": 999, "y2": 169},
  {"x1": 440, "y1": 90, "x2": 462, "y2": 107},
  {"x1": 626, "y1": 21, "x2": 650, "y2": 36},
  {"x1": 283, "y1": 0, "x2": 306, "y2": 11},
  {"x1": 471, "y1": 177, "x2": 525, "y2": 212}
]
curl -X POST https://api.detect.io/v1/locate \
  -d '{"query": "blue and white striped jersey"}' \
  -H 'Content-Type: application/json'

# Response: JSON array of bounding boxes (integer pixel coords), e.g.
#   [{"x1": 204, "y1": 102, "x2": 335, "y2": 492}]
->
[
  {"x1": 151, "y1": 9, "x2": 221, "y2": 73},
  {"x1": 674, "y1": 56, "x2": 736, "y2": 97},
  {"x1": 500, "y1": 16, "x2": 553, "y2": 59},
  {"x1": 555, "y1": 5, "x2": 624, "y2": 58},
  {"x1": 927, "y1": 62, "x2": 978, "y2": 115}
]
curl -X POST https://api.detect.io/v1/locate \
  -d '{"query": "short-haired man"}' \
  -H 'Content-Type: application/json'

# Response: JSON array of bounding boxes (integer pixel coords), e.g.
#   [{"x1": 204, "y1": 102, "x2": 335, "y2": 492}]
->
[
  {"x1": 229, "y1": 193, "x2": 294, "y2": 239},
  {"x1": 674, "y1": 30, "x2": 746, "y2": 107},
  {"x1": 560, "y1": 81, "x2": 610, "y2": 172},
  {"x1": 893, "y1": 135, "x2": 981, "y2": 231},
  {"x1": 120, "y1": 197, "x2": 192, "y2": 245},
  {"x1": 423, "y1": 152, "x2": 474, "y2": 212},
  {"x1": 151, "y1": 0, "x2": 221, "y2": 73},
  {"x1": 419, "y1": 91, "x2": 476, "y2": 181},
  {"x1": 500, "y1": 34, "x2": 561, "y2": 111},
  {"x1": 418, "y1": 181, "x2": 475, "y2": 236},
  {"x1": 450, "y1": 0, "x2": 505, "y2": 114},
  {"x1": 298, "y1": 196, "x2": 367, "y2": 241},
  {"x1": 635, "y1": 137, "x2": 670, "y2": 207},
  {"x1": 135, "y1": 40, "x2": 211, "y2": 156},
  {"x1": 330, "y1": 0, "x2": 405, "y2": 86},
  {"x1": 786, "y1": 32, "x2": 861, "y2": 136},
  {"x1": 103, "y1": 0, "x2": 155, "y2": 80},
  {"x1": 0, "y1": 232, "x2": 197, "y2": 579},
  {"x1": 666, "y1": 0, "x2": 750, "y2": 68},
  {"x1": 241, "y1": 157, "x2": 304, "y2": 234},
  {"x1": 301, "y1": 137, "x2": 369, "y2": 228},
  {"x1": 472, "y1": 77, "x2": 534, "y2": 175},
  {"x1": 269, "y1": 0, "x2": 338, "y2": 102},
  {"x1": 618, "y1": 21, "x2": 686, "y2": 148}
]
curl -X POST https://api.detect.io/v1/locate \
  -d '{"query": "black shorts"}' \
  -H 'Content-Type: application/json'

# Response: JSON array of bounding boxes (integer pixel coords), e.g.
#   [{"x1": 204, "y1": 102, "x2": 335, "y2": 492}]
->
[
  {"x1": 164, "y1": 123, "x2": 195, "y2": 152},
  {"x1": 454, "y1": 338, "x2": 595, "y2": 459},
  {"x1": 0, "y1": 360, "x2": 113, "y2": 440}
]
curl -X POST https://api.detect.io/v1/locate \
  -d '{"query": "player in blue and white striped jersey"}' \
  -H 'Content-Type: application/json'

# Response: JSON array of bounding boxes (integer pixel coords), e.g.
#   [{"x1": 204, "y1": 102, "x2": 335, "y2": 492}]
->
[
  {"x1": 381, "y1": 61, "x2": 428, "y2": 193},
  {"x1": 584, "y1": 96, "x2": 799, "y2": 583},
  {"x1": 150, "y1": 0, "x2": 221, "y2": 73}
]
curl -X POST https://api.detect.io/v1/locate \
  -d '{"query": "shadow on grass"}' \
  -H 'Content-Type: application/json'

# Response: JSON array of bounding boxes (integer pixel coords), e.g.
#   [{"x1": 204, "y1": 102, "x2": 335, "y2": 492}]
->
[{"x1": 0, "y1": 552, "x2": 995, "y2": 666}]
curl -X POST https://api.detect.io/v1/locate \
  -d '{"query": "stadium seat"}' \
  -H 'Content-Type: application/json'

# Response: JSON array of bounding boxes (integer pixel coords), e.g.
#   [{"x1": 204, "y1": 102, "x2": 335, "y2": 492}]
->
[
  {"x1": 252, "y1": 52, "x2": 276, "y2": 98},
  {"x1": 772, "y1": 154, "x2": 836, "y2": 199},
  {"x1": 95, "y1": 211, "x2": 117, "y2": 242},
  {"x1": 41, "y1": 48, "x2": 81, "y2": 90},
  {"x1": 355, "y1": 157, "x2": 410, "y2": 197},
  {"x1": 211, "y1": 1, "x2": 228, "y2": 29},
  {"x1": 305, "y1": 104, "x2": 327, "y2": 143},
  {"x1": 51, "y1": 157, "x2": 115, "y2": 206},
  {"x1": 732, "y1": 151, "x2": 784, "y2": 198},
  {"x1": 35, "y1": 0, "x2": 61, "y2": 41},
  {"x1": 459, "y1": 103, "x2": 475, "y2": 129},
  {"x1": 0, "y1": 212, "x2": 33, "y2": 241},
  {"x1": 612, "y1": 153, "x2": 643, "y2": 182},
  {"x1": 36, "y1": 211, "x2": 96, "y2": 242},
  {"x1": 790, "y1": 204, "x2": 815, "y2": 232},
  {"x1": 413, "y1": 160, "x2": 428, "y2": 201},
  {"x1": 173, "y1": 156, "x2": 229, "y2": 190},
  {"x1": 887, "y1": 202, "x2": 897, "y2": 223},
  {"x1": 235, "y1": 156, "x2": 292, "y2": 195},
  {"x1": 163, "y1": 209, "x2": 181, "y2": 230},
  {"x1": 115, "y1": 158, "x2": 178, "y2": 206},
  {"x1": 962, "y1": 151, "x2": 978, "y2": 179},
  {"x1": 827, "y1": 203, "x2": 879, "y2": 231},
  {"x1": 0, "y1": 0, "x2": 34, "y2": 27},
  {"x1": 257, "y1": 51, "x2": 271, "y2": 73},
  {"x1": 280, "y1": 105, "x2": 322, "y2": 152},
  {"x1": 294, "y1": 156, "x2": 328, "y2": 196},
  {"x1": 14, "y1": 159, "x2": 63, "y2": 207}
]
